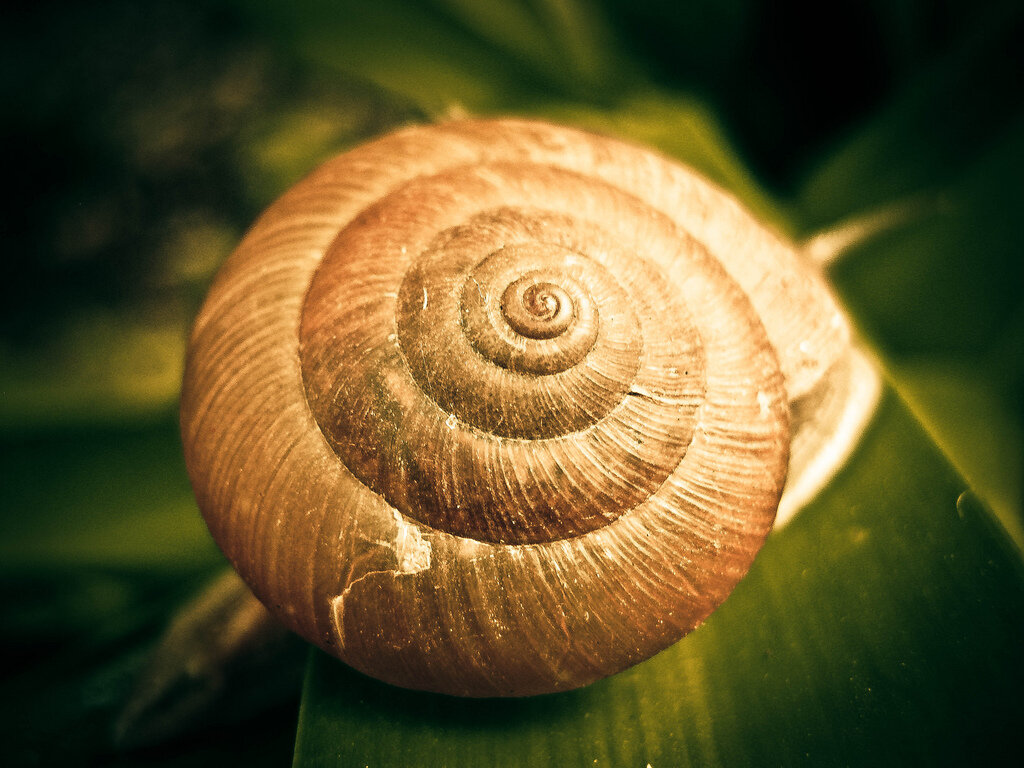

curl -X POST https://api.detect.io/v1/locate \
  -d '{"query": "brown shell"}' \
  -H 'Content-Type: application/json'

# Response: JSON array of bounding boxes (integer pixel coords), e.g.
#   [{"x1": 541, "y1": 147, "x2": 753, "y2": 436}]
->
[{"x1": 180, "y1": 118, "x2": 848, "y2": 697}]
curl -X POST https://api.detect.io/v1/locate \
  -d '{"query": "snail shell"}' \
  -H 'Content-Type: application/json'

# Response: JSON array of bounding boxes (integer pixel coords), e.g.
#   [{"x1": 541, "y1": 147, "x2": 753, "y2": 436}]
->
[{"x1": 181, "y1": 118, "x2": 853, "y2": 697}]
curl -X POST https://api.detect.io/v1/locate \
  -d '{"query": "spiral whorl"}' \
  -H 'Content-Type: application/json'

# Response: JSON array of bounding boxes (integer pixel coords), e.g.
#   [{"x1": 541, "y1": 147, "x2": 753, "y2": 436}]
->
[
  {"x1": 182, "y1": 118, "x2": 850, "y2": 696},
  {"x1": 499, "y1": 274, "x2": 575, "y2": 341}
]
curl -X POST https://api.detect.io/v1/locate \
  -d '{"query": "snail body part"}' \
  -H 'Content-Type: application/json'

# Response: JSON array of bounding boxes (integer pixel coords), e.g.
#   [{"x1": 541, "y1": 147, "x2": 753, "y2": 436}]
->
[{"x1": 181, "y1": 118, "x2": 857, "y2": 697}]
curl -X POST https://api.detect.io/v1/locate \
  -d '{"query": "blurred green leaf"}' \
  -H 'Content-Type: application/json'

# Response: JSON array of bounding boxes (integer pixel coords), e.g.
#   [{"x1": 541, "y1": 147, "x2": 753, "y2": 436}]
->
[
  {"x1": 821, "y1": 129, "x2": 1024, "y2": 542},
  {"x1": 0, "y1": 417, "x2": 216, "y2": 572},
  {"x1": 225, "y1": 0, "x2": 639, "y2": 114},
  {"x1": 0, "y1": 317, "x2": 190, "y2": 432},
  {"x1": 796, "y1": 16, "x2": 1024, "y2": 542},
  {"x1": 891, "y1": 358, "x2": 1022, "y2": 545},
  {"x1": 796, "y1": 1, "x2": 1024, "y2": 229}
]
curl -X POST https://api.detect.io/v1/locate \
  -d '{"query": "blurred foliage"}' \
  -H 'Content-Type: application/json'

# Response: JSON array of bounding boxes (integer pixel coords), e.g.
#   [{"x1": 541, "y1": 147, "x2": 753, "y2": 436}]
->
[{"x1": 1, "y1": 0, "x2": 1021, "y2": 766}]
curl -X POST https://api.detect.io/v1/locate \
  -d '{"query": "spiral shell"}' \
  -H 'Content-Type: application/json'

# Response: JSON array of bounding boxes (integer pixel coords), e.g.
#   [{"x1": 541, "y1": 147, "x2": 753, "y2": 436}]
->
[{"x1": 181, "y1": 118, "x2": 854, "y2": 696}]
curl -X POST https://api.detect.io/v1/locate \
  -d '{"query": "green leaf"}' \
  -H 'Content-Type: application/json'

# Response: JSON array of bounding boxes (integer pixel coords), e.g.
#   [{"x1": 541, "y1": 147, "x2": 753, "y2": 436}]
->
[
  {"x1": 294, "y1": 391, "x2": 1023, "y2": 766},
  {"x1": 820, "y1": 132, "x2": 1024, "y2": 545},
  {"x1": 0, "y1": 416, "x2": 217, "y2": 572},
  {"x1": 225, "y1": 0, "x2": 639, "y2": 114},
  {"x1": 797, "y1": 41, "x2": 1024, "y2": 544},
  {"x1": 795, "y1": 1, "x2": 1024, "y2": 231},
  {"x1": 0, "y1": 317, "x2": 190, "y2": 432}
]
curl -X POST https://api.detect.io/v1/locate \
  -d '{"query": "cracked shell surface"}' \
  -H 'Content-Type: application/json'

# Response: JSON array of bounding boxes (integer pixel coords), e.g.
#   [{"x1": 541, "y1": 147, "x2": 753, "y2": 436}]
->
[{"x1": 181, "y1": 118, "x2": 846, "y2": 697}]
